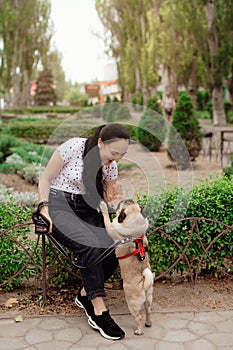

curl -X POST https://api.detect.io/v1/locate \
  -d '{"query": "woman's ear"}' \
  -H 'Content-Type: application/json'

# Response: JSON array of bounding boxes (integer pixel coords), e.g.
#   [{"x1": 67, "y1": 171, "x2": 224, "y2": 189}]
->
[{"x1": 97, "y1": 138, "x2": 103, "y2": 149}]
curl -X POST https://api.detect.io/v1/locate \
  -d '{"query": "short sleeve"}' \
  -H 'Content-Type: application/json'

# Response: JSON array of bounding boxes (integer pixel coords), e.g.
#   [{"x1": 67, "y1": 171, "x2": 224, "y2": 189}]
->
[
  {"x1": 102, "y1": 161, "x2": 118, "y2": 181},
  {"x1": 57, "y1": 138, "x2": 86, "y2": 163}
]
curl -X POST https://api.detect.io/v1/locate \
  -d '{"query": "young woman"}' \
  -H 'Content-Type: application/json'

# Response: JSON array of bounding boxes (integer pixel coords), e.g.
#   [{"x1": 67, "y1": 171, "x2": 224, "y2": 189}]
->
[{"x1": 38, "y1": 123, "x2": 130, "y2": 340}]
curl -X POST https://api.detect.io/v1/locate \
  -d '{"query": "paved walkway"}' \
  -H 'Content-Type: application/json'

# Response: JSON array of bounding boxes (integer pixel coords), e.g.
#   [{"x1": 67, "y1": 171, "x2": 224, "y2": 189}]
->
[{"x1": 1, "y1": 309, "x2": 233, "y2": 349}]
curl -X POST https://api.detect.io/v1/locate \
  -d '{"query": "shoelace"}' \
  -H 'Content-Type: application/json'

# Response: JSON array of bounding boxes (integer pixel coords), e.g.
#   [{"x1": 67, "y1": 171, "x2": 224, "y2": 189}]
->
[{"x1": 101, "y1": 312, "x2": 118, "y2": 329}]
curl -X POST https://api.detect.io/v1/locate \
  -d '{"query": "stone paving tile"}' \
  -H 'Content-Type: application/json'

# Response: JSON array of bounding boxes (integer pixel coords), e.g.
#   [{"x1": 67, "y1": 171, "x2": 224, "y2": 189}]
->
[
  {"x1": 25, "y1": 329, "x2": 53, "y2": 345},
  {"x1": 205, "y1": 332, "x2": 233, "y2": 348},
  {"x1": 155, "y1": 342, "x2": 185, "y2": 350},
  {"x1": 215, "y1": 319, "x2": 233, "y2": 332},
  {"x1": 0, "y1": 310, "x2": 233, "y2": 350},
  {"x1": 33, "y1": 340, "x2": 73, "y2": 350},
  {"x1": 184, "y1": 338, "x2": 217, "y2": 350},
  {"x1": 187, "y1": 320, "x2": 217, "y2": 337}
]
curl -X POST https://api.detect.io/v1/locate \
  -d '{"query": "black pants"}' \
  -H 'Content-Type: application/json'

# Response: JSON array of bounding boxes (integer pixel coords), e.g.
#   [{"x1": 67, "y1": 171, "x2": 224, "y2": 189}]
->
[{"x1": 48, "y1": 189, "x2": 118, "y2": 300}]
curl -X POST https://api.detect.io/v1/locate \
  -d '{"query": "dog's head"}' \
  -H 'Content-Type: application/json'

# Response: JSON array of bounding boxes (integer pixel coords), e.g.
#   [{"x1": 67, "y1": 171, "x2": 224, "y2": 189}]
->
[{"x1": 112, "y1": 199, "x2": 149, "y2": 238}]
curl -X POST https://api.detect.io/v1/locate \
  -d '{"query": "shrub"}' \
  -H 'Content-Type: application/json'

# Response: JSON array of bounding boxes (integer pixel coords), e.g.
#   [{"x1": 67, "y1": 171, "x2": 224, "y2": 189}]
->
[
  {"x1": 225, "y1": 101, "x2": 232, "y2": 123},
  {"x1": 0, "y1": 192, "x2": 79, "y2": 290},
  {"x1": 138, "y1": 93, "x2": 144, "y2": 106},
  {"x1": 102, "y1": 102, "x2": 132, "y2": 122},
  {"x1": 223, "y1": 155, "x2": 233, "y2": 178},
  {"x1": 0, "y1": 200, "x2": 37, "y2": 289},
  {"x1": 0, "y1": 184, "x2": 37, "y2": 208},
  {"x1": 0, "y1": 136, "x2": 53, "y2": 182},
  {"x1": 0, "y1": 134, "x2": 52, "y2": 165},
  {"x1": 139, "y1": 176, "x2": 233, "y2": 277},
  {"x1": 146, "y1": 96, "x2": 163, "y2": 114},
  {"x1": 17, "y1": 163, "x2": 44, "y2": 184},
  {"x1": 0, "y1": 162, "x2": 25, "y2": 174},
  {"x1": 2, "y1": 106, "x2": 82, "y2": 114},
  {"x1": 0, "y1": 134, "x2": 21, "y2": 163},
  {"x1": 136, "y1": 109, "x2": 166, "y2": 151},
  {"x1": 167, "y1": 92, "x2": 202, "y2": 169},
  {"x1": 114, "y1": 104, "x2": 132, "y2": 121},
  {"x1": 197, "y1": 90, "x2": 210, "y2": 111},
  {"x1": 1, "y1": 117, "x2": 101, "y2": 144},
  {"x1": 132, "y1": 95, "x2": 137, "y2": 106},
  {"x1": 0, "y1": 135, "x2": 54, "y2": 184}
]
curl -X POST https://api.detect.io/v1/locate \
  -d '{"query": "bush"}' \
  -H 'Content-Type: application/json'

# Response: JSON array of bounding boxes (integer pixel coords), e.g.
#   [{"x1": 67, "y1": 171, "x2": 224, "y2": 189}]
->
[
  {"x1": 146, "y1": 96, "x2": 163, "y2": 114},
  {"x1": 0, "y1": 134, "x2": 21, "y2": 163},
  {"x1": 139, "y1": 176, "x2": 233, "y2": 277},
  {"x1": 1, "y1": 119, "x2": 60, "y2": 143},
  {"x1": 197, "y1": 90, "x2": 210, "y2": 111},
  {"x1": 0, "y1": 184, "x2": 37, "y2": 208},
  {"x1": 0, "y1": 117, "x2": 102, "y2": 144},
  {"x1": 114, "y1": 104, "x2": 132, "y2": 121},
  {"x1": 225, "y1": 101, "x2": 232, "y2": 123},
  {"x1": 0, "y1": 135, "x2": 54, "y2": 182},
  {"x1": 136, "y1": 109, "x2": 166, "y2": 151},
  {"x1": 196, "y1": 110, "x2": 211, "y2": 119},
  {"x1": 223, "y1": 155, "x2": 233, "y2": 178},
  {"x1": 1, "y1": 176, "x2": 232, "y2": 290},
  {"x1": 0, "y1": 193, "x2": 79, "y2": 290},
  {"x1": 167, "y1": 92, "x2": 202, "y2": 169},
  {"x1": 2, "y1": 106, "x2": 82, "y2": 114},
  {"x1": 102, "y1": 102, "x2": 132, "y2": 122},
  {"x1": 0, "y1": 200, "x2": 37, "y2": 289},
  {"x1": 17, "y1": 163, "x2": 44, "y2": 184}
]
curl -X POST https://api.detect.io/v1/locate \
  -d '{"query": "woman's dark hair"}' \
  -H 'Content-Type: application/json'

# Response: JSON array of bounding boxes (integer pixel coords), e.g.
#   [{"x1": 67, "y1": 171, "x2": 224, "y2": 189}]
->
[{"x1": 83, "y1": 123, "x2": 130, "y2": 208}]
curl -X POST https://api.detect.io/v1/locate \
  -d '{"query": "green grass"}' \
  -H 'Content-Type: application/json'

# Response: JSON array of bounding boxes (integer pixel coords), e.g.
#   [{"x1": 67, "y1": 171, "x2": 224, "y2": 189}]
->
[{"x1": 118, "y1": 162, "x2": 137, "y2": 171}]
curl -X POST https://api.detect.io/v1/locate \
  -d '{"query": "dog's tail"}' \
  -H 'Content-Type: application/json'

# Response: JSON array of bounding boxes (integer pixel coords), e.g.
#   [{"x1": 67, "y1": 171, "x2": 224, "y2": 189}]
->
[{"x1": 143, "y1": 267, "x2": 154, "y2": 290}]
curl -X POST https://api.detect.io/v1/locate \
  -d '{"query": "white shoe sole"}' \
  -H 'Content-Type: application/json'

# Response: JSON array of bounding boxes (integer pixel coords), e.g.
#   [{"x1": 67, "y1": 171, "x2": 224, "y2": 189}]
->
[
  {"x1": 75, "y1": 296, "x2": 91, "y2": 319},
  {"x1": 87, "y1": 317, "x2": 124, "y2": 340}
]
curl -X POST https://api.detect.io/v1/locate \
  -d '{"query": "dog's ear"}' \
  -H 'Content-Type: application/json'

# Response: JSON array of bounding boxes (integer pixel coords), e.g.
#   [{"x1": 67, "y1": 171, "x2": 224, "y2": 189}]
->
[
  {"x1": 118, "y1": 209, "x2": 126, "y2": 223},
  {"x1": 140, "y1": 206, "x2": 147, "y2": 218}
]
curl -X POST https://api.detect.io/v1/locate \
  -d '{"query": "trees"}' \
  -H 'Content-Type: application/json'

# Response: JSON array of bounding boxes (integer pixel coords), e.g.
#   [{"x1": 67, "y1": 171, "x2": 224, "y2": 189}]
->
[
  {"x1": 203, "y1": 0, "x2": 233, "y2": 125},
  {"x1": 34, "y1": 68, "x2": 56, "y2": 106},
  {"x1": 168, "y1": 92, "x2": 202, "y2": 169},
  {"x1": 96, "y1": 0, "x2": 160, "y2": 103},
  {"x1": 137, "y1": 96, "x2": 165, "y2": 152},
  {"x1": 95, "y1": 0, "x2": 233, "y2": 126},
  {"x1": 0, "y1": 0, "x2": 52, "y2": 108}
]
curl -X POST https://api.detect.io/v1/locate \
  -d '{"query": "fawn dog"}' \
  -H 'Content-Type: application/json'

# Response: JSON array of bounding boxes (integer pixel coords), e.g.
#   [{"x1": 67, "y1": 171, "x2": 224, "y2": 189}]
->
[{"x1": 100, "y1": 199, "x2": 153, "y2": 335}]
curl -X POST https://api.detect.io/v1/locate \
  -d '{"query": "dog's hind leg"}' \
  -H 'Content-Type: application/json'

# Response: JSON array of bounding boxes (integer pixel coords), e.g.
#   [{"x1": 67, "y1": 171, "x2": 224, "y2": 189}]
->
[
  {"x1": 144, "y1": 295, "x2": 152, "y2": 328},
  {"x1": 143, "y1": 268, "x2": 153, "y2": 327}
]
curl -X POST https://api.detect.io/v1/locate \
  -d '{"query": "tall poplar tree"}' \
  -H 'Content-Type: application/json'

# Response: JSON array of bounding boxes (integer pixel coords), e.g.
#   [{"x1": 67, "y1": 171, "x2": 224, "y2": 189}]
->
[
  {"x1": 0, "y1": 0, "x2": 52, "y2": 108},
  {"x1": 203, "y1": 0, "x2": 233, "y2": 125}
]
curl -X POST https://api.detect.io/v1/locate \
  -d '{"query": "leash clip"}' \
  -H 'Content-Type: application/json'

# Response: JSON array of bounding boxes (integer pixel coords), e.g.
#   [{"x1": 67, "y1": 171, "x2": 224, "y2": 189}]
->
[{"x1": 121, "y1": 236, "x2": 133, "y2": 245}]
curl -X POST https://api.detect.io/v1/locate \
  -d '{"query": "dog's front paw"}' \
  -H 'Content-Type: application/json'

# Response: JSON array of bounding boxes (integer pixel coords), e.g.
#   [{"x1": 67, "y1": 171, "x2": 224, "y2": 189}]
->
[
  {"x1": 134, "y1": 329, "x2": 144, "y2": 336},
  {"x1": 99, "y1": 201, "x2": 108, "y2": 214}
]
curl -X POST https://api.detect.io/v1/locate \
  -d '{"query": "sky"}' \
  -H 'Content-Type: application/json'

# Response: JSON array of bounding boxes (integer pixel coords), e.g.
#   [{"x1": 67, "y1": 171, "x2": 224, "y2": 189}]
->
[{"x1": 50, "y1": 0, "x2": 109, "y2": 83}]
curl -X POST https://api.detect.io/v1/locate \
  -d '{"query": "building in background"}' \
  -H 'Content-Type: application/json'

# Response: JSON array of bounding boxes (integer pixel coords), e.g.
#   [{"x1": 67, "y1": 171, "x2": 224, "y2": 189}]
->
[
  {"x1": 85, "y1": 61, "x2": 121, "y2": 104},
  {"x1": 85, "y1": 84, "x2": 100, "y2": 105}
]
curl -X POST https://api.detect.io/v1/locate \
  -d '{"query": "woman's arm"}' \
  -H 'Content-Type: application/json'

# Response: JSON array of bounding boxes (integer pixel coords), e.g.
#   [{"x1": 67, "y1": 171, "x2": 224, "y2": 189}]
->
[{"x1": 38, "y1": 150, "x2": 64, "y2": 232}]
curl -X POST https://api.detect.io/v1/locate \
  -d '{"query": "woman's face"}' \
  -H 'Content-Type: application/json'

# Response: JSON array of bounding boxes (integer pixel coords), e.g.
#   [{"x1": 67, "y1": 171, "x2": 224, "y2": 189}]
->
[{"x1": 98, "y1": 138, "x2": 129, "y2": 166}]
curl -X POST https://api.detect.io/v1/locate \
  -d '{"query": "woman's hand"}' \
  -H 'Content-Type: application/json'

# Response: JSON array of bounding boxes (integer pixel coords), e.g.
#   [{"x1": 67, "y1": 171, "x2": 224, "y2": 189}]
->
[
  {"x1": 40, "y1": 206, "x2": 53, "y2": 233},
  {"x1": 103, "y1": 180, "x2": 124, "y2": 203}
]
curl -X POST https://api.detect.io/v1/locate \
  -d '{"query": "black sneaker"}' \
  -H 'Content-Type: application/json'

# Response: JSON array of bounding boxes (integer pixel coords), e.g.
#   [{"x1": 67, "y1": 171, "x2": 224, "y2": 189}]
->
[
  {"x1": 75, "y1": 292, "x2": 94, "y2": 319},
  {"x1": 88, "y1": 310, "x2": 125, "y2": 340}
]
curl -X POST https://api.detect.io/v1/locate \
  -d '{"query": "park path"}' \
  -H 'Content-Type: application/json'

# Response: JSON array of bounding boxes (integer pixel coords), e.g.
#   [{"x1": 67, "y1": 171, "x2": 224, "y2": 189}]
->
[{"x1": 1, "y1": 309, "x2": 233, "y2": 349}]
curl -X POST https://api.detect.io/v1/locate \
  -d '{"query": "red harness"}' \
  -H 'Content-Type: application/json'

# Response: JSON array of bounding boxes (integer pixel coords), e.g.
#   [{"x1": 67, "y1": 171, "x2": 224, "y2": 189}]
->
[{"x1": 117, "y1": 235, "x2": 148, "y2": 261}]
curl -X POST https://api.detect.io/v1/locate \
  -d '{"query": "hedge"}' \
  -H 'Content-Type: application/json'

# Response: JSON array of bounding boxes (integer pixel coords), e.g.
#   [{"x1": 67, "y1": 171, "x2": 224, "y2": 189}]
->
[{"x1": 1, "y1": 175, "x2": 232, "y2": 290}]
